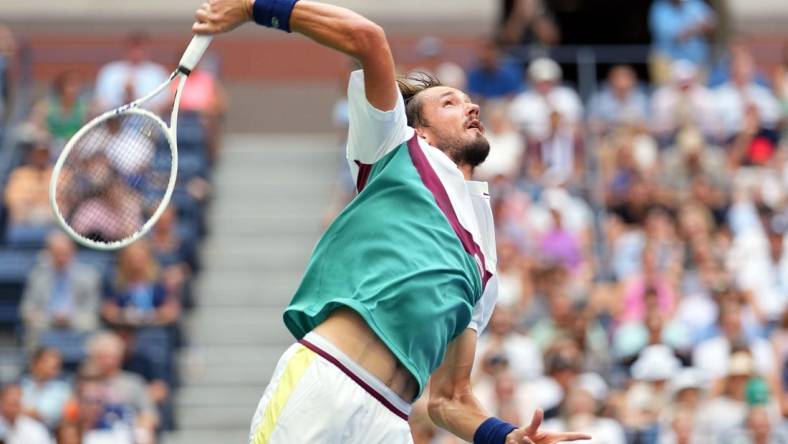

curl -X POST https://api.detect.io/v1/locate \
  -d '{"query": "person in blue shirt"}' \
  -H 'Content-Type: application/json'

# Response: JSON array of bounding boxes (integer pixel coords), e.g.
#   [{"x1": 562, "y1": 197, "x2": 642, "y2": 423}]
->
[
  {"x1": 466, "y1": 40, "x2": 523, "y2": 102},
  {"x1": 649, "y1": 0, "x2": 715, "y2": 82}
]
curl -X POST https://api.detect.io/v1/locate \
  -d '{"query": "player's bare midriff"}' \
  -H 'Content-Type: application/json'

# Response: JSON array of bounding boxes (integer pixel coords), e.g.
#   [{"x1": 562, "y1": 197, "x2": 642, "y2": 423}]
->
[{"x1": 313, "y1": 307, "x2": 419, "y2": 403}]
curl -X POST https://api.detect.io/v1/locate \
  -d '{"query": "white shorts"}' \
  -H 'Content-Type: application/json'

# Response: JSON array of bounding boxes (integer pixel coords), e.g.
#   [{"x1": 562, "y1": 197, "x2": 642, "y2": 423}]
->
[{"x1": 248, "y1": 332, "x2": 414, "y2": 444}]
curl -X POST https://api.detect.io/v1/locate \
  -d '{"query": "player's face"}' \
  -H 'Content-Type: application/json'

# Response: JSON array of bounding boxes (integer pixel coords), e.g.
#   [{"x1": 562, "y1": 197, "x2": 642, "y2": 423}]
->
[{"x1": 415, "y1": 87, "x2": 490, "y2": 167}]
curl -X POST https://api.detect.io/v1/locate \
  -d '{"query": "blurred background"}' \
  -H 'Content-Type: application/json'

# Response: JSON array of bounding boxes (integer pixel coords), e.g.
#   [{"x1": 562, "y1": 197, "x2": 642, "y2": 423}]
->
[{"x1": 0, "y1": 0, "x2": 786, "y2": 443}]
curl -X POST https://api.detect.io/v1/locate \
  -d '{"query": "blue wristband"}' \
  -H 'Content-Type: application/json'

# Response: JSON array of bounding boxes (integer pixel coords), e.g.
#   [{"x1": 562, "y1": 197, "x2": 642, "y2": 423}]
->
[
  {"x1": 252, "y1": 0, "x2": 299, "y2": 32},
  {"x1": 474, "y1": 417, "x2": 517, "y2": 444}
]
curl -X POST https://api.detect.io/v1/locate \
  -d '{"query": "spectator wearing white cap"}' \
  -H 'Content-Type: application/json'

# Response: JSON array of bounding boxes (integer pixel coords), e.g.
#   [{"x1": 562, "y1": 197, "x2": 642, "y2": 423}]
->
[
  {"x1": 622, "y1": 345, "x2": 681, "y2": 443},
  {"x1": 508, "y1": 57, "x2": 583, "y2": 144},
  {"x1": 650, "y1": 59, "x2": 717, "y2": 144},
  {"x1": 657, "y1": 368, "x2": 707, "y2": 444}
]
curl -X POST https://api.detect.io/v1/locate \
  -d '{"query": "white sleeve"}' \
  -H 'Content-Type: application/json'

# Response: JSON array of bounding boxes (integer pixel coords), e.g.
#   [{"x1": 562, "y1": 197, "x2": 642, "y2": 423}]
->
[
  {"x1": 467, "y1": 274, "x2": 499, "y2": 334},
  {"x1": 345, "y1": 70, "x2": 410, "y2": 165}
]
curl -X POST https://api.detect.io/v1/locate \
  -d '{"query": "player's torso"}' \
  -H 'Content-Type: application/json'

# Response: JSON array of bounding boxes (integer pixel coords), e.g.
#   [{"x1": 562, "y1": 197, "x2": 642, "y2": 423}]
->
[{"x1": 283, "y1": 136, "x2": 496, "y2": 395}]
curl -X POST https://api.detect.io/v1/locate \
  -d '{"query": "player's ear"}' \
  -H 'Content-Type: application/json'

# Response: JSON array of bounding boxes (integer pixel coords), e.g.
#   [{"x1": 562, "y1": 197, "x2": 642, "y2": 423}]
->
[{"x1": 414, "y1": 127, "x2": 428, "y2": 143}]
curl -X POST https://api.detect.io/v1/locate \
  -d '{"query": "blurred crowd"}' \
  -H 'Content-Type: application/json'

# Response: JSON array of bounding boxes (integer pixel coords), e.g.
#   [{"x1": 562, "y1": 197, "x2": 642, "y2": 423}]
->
[
  {"x1": 333, "y1": 1, "x2": 788, "y2": 443},
  {"x1": 0, "y1": 28, "x2": 223, "y2": 444}
]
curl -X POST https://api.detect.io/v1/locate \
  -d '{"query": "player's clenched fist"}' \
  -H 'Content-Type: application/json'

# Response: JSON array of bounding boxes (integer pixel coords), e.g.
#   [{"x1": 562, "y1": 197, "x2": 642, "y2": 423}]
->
[
  {"x1": 193, "y1": 0, "x2": 253, "y2": 34},
  {"x1": 506, "y1": 410, "x2": 591, "y2": 444}
]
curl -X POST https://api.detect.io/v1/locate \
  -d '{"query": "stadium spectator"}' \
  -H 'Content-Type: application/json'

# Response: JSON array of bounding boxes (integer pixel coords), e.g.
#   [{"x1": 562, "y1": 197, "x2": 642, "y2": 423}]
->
[
  {"x1": 474, "y1": 104, "x2": 525, "y2": 181},
  {"x1": 694, "y1": 351, "x2": 782, "y2": 442},
  {"x1": 619, "y1": 245, "x2": 678, "y2": 324},
  {"x1": 55, "y1": 422, "x2": 82, "y2": 444},
  {"x1": 774, "y1": 43, "x2": 788, "y2": 136},
  {"x1": 466, "y1": 40, "x2": 522, "y2": 102},
  {"x1": 509, "y1": 57, "x2": 583, "y2": 144},
  {"x1": 692, "y1": 300, "x2": 776, "y2": 382},
  {"x1": 0, "y1": 383, "x2": 53, "y2": 444},
  {"x1": 497, "y1": 0, "x2": 559, "y2": 47},
  {"x1": 149, "y1": 206, "x2": 198, "y2": 307},
  {"x1": 771, "y1": 310, "x2": 788, "y2": 416},
  {"x1": 725, "y1": 406, "x2": 788, "y2": 444},
  {"x1": 0, "y1": 25, "x2": 16, "y2": 140},
  {"x1": 659, "y1": 127, "x2": 728, "y2": 201},
  {"x1": 20, "y1": 232, "x2": 101, "y2": 345},
  {"x1": 622, "y1": 345, "x2": 681, "y2": 443},
  {"x1": 102, "y1": 241, "x2": 180, "y2": 329},
  {"x1": 20, "y1": 348, "x2": 72, "y2": 429},
  {"x1": 588, "y1": 65, "x2": 649, "y2": 136},
  {"x1": 543, "y1": 383, "x2": 626, "y2": 444},
  {"x1": 474, "y1": 305, "x2": 543, "y2": 382},
  {"x1": 3, "y1": 136, "x2": 54, "y2": 245},
  {"x1": 528, "y1": 110, "x2": 584, "y2": 188},
  {"x1": 28, "y1": 71, "x2": 89, "y2": 149},
  {"x1": 537, "y1": 342, "x2": 583, "y2": 419},
  {"x1": 650, "y1": 59, "x2": 717, "y2": 144},
  {"x1": 94, "y1": 32, "x2": 168, "y2": 113},
  {"x1": 83, "y1": 332, "x2": 158, "y2": 441},
  {"x1": 648, "y1": 0, "x2": 716, "y2": 83},
  {"x1": 715, "y1": 49, "x2": 782, "y2": 142},
  {"x1": 708, "y1": 37, "x2": 771, "y2": 89},
  {"x1": 69, "y1": 175, "x2": 143, "y2": 244},
  {"x1": 115, "y1": 328, "x2": 173, "y2": 431},
  {"x1": 538, "y1": 207, "x2": 584, "y2": 273}
]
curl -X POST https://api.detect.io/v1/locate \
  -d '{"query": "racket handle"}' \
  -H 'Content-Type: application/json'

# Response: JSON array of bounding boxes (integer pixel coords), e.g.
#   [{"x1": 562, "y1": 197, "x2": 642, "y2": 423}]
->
[{"x1": 178, "y1": 35, "x2": 213, "y2": 74}]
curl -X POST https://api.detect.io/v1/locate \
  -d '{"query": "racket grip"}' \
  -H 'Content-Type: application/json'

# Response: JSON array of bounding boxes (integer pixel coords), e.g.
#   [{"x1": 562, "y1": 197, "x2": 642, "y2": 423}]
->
[{"x1": 178, "y1": 35, "x2": 214, "y2": 74}]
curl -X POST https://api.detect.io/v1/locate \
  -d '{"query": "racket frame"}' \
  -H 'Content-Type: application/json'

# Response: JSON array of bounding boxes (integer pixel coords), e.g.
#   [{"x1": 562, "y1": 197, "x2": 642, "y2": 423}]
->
[
  {"x1": 50, "y1": 34, "x2": 211, "y2": 250},
  {"x1": 49, "y1": 69, "x2": 188, "y2": 251}
]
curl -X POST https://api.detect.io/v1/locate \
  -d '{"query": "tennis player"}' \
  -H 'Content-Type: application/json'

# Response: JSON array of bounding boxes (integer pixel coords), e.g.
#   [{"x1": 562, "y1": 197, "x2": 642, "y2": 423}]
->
[{"x1": 194, "y1": 1, "x2": 592, "y2": 443}]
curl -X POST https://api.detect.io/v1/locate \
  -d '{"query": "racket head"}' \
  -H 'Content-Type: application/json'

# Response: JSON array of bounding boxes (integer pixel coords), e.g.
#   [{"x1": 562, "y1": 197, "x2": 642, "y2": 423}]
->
[{"x1": 49, "y1": 107, "x2": 178, "y2": 251}]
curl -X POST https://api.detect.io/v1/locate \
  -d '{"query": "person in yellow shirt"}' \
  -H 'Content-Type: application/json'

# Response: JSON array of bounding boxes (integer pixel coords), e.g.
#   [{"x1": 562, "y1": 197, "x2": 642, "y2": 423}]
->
[{"x1": 3, "y1": 139, "x2": 54, "y2": 244}]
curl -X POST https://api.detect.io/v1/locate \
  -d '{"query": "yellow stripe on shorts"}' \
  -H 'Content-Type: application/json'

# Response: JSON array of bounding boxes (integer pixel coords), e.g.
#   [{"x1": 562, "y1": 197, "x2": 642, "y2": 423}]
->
[{"x1": 253, "y1": 345, "x2": 316, "y2": 444}]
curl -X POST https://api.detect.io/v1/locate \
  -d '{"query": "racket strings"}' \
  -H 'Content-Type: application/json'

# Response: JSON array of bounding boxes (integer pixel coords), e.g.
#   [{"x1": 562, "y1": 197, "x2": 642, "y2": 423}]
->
[{"x1": 54, "y1": 113, "x2": 172, "y2": 244}]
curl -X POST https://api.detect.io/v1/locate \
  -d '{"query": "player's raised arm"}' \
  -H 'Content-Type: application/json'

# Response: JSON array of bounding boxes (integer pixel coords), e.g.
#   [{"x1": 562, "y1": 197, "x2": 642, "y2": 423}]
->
[{"x1": 192, "y1": 0, "x2": 398, "y2": 111}]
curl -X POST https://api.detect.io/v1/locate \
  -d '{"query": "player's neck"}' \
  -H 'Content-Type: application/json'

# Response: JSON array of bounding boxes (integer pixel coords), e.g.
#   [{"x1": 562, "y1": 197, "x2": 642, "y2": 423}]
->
[{"x1": 459, "y1": 164, "x2": 473, "y2": 180}]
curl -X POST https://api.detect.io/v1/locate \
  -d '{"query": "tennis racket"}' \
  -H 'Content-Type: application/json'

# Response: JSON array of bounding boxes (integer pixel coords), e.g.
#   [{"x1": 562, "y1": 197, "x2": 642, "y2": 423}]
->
[{"x1": 50, "y1": 34, "x2": 213, "y2": 250}]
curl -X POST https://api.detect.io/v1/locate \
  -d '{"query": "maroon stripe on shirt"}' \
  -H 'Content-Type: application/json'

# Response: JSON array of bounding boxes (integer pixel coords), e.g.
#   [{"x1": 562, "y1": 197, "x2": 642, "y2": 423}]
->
[
  {"x1": 354, "y1": 161, "x2": 373, "y2": 192},
  {"x1": 406, "y1": 134, "x2": 493, "y2": 289},
  {"x1": 298, "y1": 338, "x2": 409, "y2": 421}
]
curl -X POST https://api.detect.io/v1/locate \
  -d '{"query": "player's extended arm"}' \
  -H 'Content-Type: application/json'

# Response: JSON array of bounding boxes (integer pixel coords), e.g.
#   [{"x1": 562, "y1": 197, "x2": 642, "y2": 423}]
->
[
  {"x1": 429, "y1": 329, "x2": 591, "y2": 444},
  {"x1": 192, "y1": 0, "x2": 398, "y2": 111}
]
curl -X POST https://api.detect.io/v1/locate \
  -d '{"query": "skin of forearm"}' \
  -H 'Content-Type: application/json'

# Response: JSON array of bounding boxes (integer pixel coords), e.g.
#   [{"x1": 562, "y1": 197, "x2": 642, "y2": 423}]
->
[
  {"x1": 428, "y1": 388, "x2": 489, "y2": 442},
  {"x1": 289, "y1": 1, "x2": 387, "y2": 61}
]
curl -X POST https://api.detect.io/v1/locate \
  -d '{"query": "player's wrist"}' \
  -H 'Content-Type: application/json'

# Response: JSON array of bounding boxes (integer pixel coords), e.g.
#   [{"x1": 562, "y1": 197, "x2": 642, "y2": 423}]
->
[
  {"x1": 251, "y1": 0, "x2": 299, "y2": 32},
  {"x1": 473, "y1": 417, "x2": 517, "y2": 444}
]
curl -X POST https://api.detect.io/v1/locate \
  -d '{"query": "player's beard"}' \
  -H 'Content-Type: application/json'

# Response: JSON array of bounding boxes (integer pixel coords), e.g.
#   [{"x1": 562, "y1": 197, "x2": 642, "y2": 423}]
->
[{"x1": 440, "y1": 133, "x2": 490, "y2": 168}]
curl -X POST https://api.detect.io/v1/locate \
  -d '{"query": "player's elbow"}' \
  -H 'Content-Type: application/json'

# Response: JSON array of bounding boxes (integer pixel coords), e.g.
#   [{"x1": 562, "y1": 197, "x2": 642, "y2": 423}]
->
[
  {"x1": 427, "y1": 393, "x2": 450, "y2": 427},
  {"x1": 427, "y1": 386, "x2": 471, "y2": 428},
  {"x1": 348, "y1": 20, "x2": 389, "y2": 60}
]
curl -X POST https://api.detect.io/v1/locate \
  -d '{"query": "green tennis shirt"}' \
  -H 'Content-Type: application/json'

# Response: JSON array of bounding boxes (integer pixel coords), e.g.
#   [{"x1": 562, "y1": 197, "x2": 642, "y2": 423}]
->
[{"x1": 283, "y1": 136, "x2": 489, "y2": 398}]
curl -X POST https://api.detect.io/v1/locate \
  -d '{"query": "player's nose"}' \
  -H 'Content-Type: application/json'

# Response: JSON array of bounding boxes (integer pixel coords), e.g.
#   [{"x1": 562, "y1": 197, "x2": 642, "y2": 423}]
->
[{"x1": 466, "y1": 102, "x2": 480, "y2": 118}]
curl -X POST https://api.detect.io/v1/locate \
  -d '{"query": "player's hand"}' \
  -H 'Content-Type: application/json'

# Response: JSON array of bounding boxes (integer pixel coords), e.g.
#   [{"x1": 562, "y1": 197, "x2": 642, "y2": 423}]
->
[
  {"x1": 506, "y1": 409, "x2": 591, "y2": 444},
  {"x1": 193, "y1": 0, "x2": 253, "y2": 34}
]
